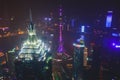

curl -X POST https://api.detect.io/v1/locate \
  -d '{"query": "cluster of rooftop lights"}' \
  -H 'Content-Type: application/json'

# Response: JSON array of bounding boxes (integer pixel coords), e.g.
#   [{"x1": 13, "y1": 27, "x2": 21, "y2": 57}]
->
[
  {"x1": 112, "y1": 43, "x2": 120, "y2": 48},
  {"x1": 73, "y1": 25, "x2": 85, "y2": 48},
  {"x1": 111, "y1": 32, "x2": 120, "y2": 48},
  {"x1": 112, "y1": 33, "x2": 120, "y2": 37},
  {"x1": 73, "y1": 38, "x2": 85, "y2": 48},
  {"x1": 18, "y1": 39, "x2": 50, "y2": 61}
]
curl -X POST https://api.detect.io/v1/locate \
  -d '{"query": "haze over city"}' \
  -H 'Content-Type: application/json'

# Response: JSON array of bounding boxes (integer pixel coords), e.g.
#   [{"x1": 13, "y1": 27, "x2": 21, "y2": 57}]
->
[{"x1": 0, "y1": 0, "x2": 120, "y2": 80}]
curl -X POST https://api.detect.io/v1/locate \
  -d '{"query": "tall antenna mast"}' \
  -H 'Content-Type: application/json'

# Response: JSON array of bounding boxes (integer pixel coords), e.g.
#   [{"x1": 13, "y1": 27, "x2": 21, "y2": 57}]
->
[
  {"x1": 29, "y1": 8, "x2": 33, "y2": 23},
  {"x1": 28, "y1": 8, "x2": 34, "y2": 30},
  {"x1": 57, "y1": 4, "x2": 64, "y2": 55}
]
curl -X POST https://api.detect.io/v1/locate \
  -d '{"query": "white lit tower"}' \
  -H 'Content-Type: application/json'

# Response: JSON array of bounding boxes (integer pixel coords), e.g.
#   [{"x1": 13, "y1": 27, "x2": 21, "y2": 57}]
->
[
  {"x1": 16, "y1": 10, "x2": 50, "y2": 61},
  {"x1": 15, "y1": 10, "x2": 52, "y2": 80}
]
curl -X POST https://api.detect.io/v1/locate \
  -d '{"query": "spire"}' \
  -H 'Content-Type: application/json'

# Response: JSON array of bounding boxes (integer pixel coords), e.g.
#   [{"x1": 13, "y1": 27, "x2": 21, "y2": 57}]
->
[
  {"x1": 28, "y1": 8, "x2": 34, "y2": 30},
  {"x1": 27, "y1": 8, "x2": 38, "y2": 43},
  {"x1": 57, "y1": 4, "x2": 64, "y2": 55},
  {"x1": 29, "y1": 8, "x2": 32, "y2": 23}
]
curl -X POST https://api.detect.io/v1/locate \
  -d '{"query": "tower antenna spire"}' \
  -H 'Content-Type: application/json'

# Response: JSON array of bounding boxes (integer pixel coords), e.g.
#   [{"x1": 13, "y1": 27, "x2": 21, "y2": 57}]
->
[
  {"x1": 28, "y1": 8, "x2": 34, "y2": 30},
  {"x1": 29, "y1": 8, "x2": 32, "y2": 23}
]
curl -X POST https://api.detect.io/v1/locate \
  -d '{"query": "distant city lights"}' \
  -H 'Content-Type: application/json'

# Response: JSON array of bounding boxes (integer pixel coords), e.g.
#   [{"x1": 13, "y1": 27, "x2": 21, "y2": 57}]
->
[
  {"x1": 112, "y1": 43, "x2": 120, "y2": 48},
  {"x1": 44, "y1": 17, "x2": 52, "y2": 21},
  {"x1": 115, "y1": 45, "x2": 120, "y2": 48},
  {"x1": 112, "y1": 33, "x2": 120, "y2": 37},
  {"x1": 112, "y1": 43, "x2": 115, "y2": 46},
  {"x1": 0, "y1": 27, "x2": 9, "y2": 31}
]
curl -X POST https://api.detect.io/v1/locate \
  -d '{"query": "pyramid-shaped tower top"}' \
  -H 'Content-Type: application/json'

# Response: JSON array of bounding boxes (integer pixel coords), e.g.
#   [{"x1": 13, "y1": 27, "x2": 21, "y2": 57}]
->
[{"x1": 17, "y1": 9, "x2": 50, "y2": 61}]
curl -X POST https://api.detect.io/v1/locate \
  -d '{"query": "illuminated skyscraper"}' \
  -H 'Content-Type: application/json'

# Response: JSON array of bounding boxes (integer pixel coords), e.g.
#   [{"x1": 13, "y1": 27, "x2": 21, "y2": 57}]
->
[
  {"x1": 73, "y1": 41, "x2": 84, "y2": 80},
  {"x1": 14, "y1": 10, "x2": 52, "y2": 80},
  {"x1": 16, "y1": 10, "x2": 50, "y2": 61},
  {"x1": 73, "y1": 25, "x2": 86, "y2": 80},
  {"x1": 106, "y1": 11, "x2": 113, "y2": 28}
]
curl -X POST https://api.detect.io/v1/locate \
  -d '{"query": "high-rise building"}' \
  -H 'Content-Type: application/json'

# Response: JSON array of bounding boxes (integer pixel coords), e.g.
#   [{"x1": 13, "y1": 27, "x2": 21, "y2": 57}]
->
[
  {"x1": 72, "y1": 25, "x2": 89, "y2": 80},
  {"x1": 73, "y1": 41, "x2": 84, "y2": 80},
  {"x1": 14, "y1": 11, "x2": 52, "y2": 80},
  {"x1": 106, "y1": 11, "x2": 113, "y2": 28}
]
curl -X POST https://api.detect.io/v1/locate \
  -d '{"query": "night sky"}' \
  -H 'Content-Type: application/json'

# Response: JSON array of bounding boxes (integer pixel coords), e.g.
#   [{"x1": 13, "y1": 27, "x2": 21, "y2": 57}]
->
[
  {"x1": 0, "y1": 0, "x2": 119, "y2": 25},
  {"x1": 0, "y1": 0, "x2": 119, "y2": 52}
]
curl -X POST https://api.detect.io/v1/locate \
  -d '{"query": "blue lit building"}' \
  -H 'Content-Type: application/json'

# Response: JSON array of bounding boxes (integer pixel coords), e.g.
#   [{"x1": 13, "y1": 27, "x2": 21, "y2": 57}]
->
[{"x1": 106, "y1": 11, "x2": 113, "y2": 28}]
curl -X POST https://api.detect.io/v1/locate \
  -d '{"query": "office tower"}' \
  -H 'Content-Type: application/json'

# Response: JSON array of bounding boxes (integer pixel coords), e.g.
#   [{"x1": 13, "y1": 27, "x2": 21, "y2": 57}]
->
[{"x1": 14, "y1": 10, "x2": 52, "y2": 80}]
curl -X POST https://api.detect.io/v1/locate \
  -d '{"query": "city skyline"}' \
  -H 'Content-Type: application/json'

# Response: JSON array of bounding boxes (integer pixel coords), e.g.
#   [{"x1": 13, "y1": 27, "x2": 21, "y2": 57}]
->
[{"x1": 0, "y1": 1, "x2": 120, "y2": 80}]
